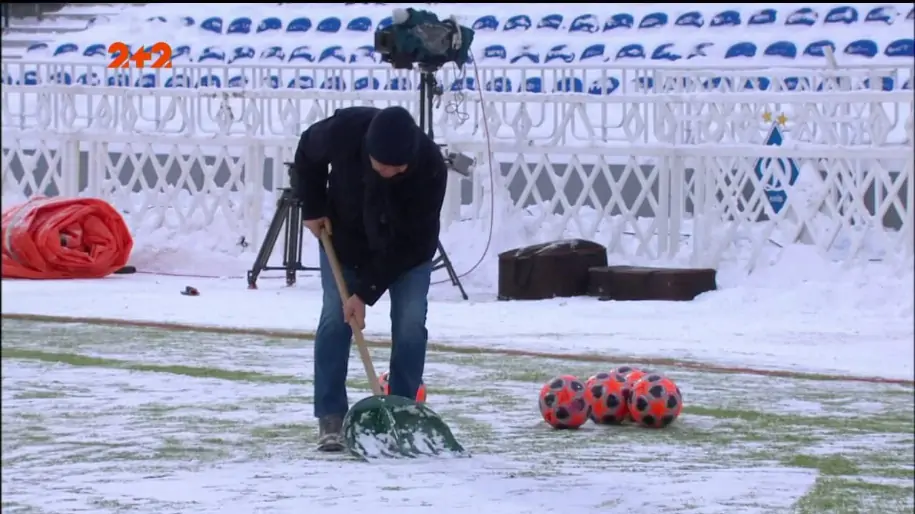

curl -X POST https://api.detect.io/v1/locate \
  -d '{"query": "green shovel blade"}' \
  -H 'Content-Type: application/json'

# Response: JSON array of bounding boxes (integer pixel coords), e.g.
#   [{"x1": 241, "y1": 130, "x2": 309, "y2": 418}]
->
[{"x1": 342, "y1": 394, "x2": 468, "y2": 460}]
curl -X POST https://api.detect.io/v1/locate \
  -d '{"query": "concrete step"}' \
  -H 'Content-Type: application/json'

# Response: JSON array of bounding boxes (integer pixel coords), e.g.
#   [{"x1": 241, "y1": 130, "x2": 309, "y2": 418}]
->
[
  {"x1": 4, "y1": 26, "x2": 88, "y2": 35},
  {"x1": 0, "y1": 39, "x2": 52, "y2": 48}
]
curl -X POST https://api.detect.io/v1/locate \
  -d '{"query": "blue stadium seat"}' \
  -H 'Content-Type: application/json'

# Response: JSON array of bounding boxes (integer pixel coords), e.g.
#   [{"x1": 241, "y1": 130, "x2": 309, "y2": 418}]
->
[
  {"x1": 522, "y1": 77, "x2": 543, "y2": 93},
  {"x1": 77, "y1": 73, "x2": 101, "y2": 86},
  {"x1": 83, "y1": 43, "x2": 106, "y2": 58},
  {"x1": 289, "y1": 46, "x2": 315, "y2": 62},
  {"x1": 354, "y1": 77, "x2": 381, "y2": 90},
  {"x1": 782, "y1": 77, "x2": 811, "y2": 91},
  {"x1": 450, "y1": 77, "x2": 476, "y2": 91},
  {"x1": 147, "y1": 16, "x2": 166, "y2": 23},
  {"x1": 481, "y1": 44, "x2": 507, "y2": 61},
  {"x1": 321, "y1": 77, "x2": 346, "y2": 90},
  {"x1": 350, "y1": 45, "x2": 376, "y2": 63},
  {"x1": 537, "y1": 14, "x2": 562, "y2": 30},
  {"x1": 785, "y1": 7, "x2": 817, "y2": 26},
  {"x1": 317, "y1": 17, "x2": 341, "y2": 33},
  {"x1": 555, "y1": 77, "x2": 584, "y2": 93},
  {"x1": 545, "y1": 45, "x2": 575, "y2": 64},
  {"x1": 229, "y1": 46, "x2": 255, "y2": 64},
  {"x1": 864, "y1": 6, "x2": 896, "y2": 24},
  {"x1": 200, "y1": 16, "x2": 223, "y2": 34},
  {"x1": 725, "y1": 42, "x2": 757, "y2": 59},
  {"x1": 347, "y1": 16, "x2": 372, "y2": 32},
  {"x1": 908, "y1": 7, "x2": 914, "y2": 21},
  {"x1": 862, "y1": 77, "x2": 895, "y2": 91},
  {"x1": 510, "y1": 46, "x2": 539, "y2": 64},
  {"x1": 569, "y1": 14, "x2": 599, "y2": 34},
  {"x1": 748, "y1": 8, "x2": 776, "y2": 26},
  {"x1": 136, "y1": 74, "x2": 156, "y2": 88},
  {"x1": 744, "y1": 77, "x2": 772, "y2": 90},
  {"x1": 651, "y1": 43, "x2": 680, "y2": 61},
  {"x1": 261, "y1": 46, "x2": 285, "y2": 61},
  {"x1": 3, "y1": 73, "x2": 13, "y2": 85},
  {"x1": 473, "y1": 15, "x2": 499, "y2": 31},
  {"x1": 687, "y1": 42, "x2": 715, "y2": 59},
  {"x1": 228, "y1": 76, "x2": 249, "y2": 88},
  {"x1": 588, "y1": 77, "x2": 620, "y2": 95},
  {"x1": 227, "y1": 17, "x2": 252, "y2": 34},
  {"x1": 199, "y1": 47, "x2": 226, "y2": 62},
  {"x1": 181, "y1": 16, "x2": 195, "y2": 27},
  {"x1": 173, "y1": 45, "x2": 193, "y2": 61},
  {"x1": 287, "y1": 17, "x2": 312, "y2": 33},
  {"x1": 22, "y1": 71, "x2": 40, "y2": 85},
  {"x1": 53, "y1": 43, "x2": 78, "y2": 57},
  {"x1": 639, "y1": 12, "x2": 667, "y2": 29},
  {"x1": 288, "y1": 76, "x2": 314, "y2": 89},
  {"x1": 710, "y1": 10, "x2": 740, "y2": 27},
  {"x1": 903, "y1": 78, "x2": 912, "y2": 90},
  {"x1": 107, "y1": 73, "x2": 131, "y2": 87},
  {"x1": 703, "y1": 77, "x2": 732, "y2": 90},
  {"x1": 803, "y1": 40, "x2": 835, "y2": 58},
  {"x1": 257, "y1": 17, "x2": 282, "y2": 33},
  {"x1": 261, "y1": 75, "x2": 280, "y2": 89},
  {"x1": 503, "y1": 14, "x2": 530, "y2": 32},
  {"x1": 616, "y1": 44, "x2": 645, "y2": 60},
  {"x1": 635, "y1": 77, "x2": 653, "y2": 91},
  {"x1": 319, "y1": 46, "x2": 346, "y2": 63},
  {"x1": 886, "y1": 39, "x2": 914, "y2": 57},
  {"x1": 580, "y1": 44, "x2": 605, "y2": 61},
  {"x1": 824, "y1": 6, "x2": 857, "y2": 25},
  {"x1": 377, "y1": 16, "x2": 393, "y2": 30},
  {"x1": 198, "y1": 75, "x2": 221, "y2": 88},
  {"x1": 48, "y1": 71, "x2": 72, "y2": 85},
  {"x1": 604, "y1": 13, "x2": 634, "y2": 31},
  {"x1": 675, "y1": 11, "x2": 704, "y2": 28},
  {"x1": 385, "y1": 77, "x2": 412, "y2": 91},
  {"x1": 485, "y1": 77, "x2": 512, "y2": 92},
  {"x1": 845, "y1": 39, "x2": 878, "y2": 58},
  {"x1": 27, "y1": 42, "x2": 48, "y2": 53},
  {"x1": 764, "y1": 41, "x2": 797, "y2": 59},
  {"x1": 165, "y1": 75, "x2": 191, "y2": 88}
]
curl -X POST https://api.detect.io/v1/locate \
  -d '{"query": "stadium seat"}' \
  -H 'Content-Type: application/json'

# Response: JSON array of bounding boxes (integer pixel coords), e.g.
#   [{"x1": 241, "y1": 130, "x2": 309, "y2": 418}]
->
[
  {"x1": 22, "y1": 70, "x2": 40, "y2": 85},
  {"x1": 317, "y1": 17, "x2": 342, "y2": 33},
  {"x1": 502, "y1": 14, "x2": 530, "y2": 32},
  {"x1": 580, "y1": 44, "x2": 605, "y2": 61},
  {"x1": 510, "y1": 46, "x2": 539, "y2": 64},
  {"x1": 764, "y1": 41, "x2": 797, "y2": 59},
  {"x1": 725, "y1": 42, "x2": 757, "y2": 59},
  {"x1": 545, "y1": 45, "x2": 575, "y2": 64},
  {"x1": 908, "y1": 7, "x2": 915, "y2": 21},
  {"x1": 77, "y1": 73, "x2": 101, "y2": 86},
  {"x1": 588, "y1": 77, "x2": 620, "y2": 95},
  {"x1": 886, "y1": 39, "x2": 914, "y2": 57},
  {"x1": 289, "y1": 46, "x2": 315, "y2": 62},
  {"x1": 710, "y1": 10, "x2": 740, "y2": 27},
  {"x1": 748, "y1": 8, "x2": 776, "y2": 26},
  {"x1": 173, "y1": 45, "x2": 193, "y2": 61},
  {"x1": 53, "y1": 43, "x2": 78, "y2": 57},
  {"x1": 198, "y1": 47, "x2": 226, "y2": 63},
  {"x1": 227, "y1": 17, "x2": 252, "y2": 34},
  {"x1": 473, "y1": 15, "x2": 499, "y2": 31},
  {"x1": 200, "y1": 16, "x2": 223, "y2": 34},
  {"x1": 537, "y1": 14, "x2": 562, "y2": 31},
  {"x1": 165, "y1": 75, "x2": 191, "y2": 88},
  {"x1": 744, "y1": 77, "x2": 772, "y2": 90},
  {"x1": 687, "y1": 42, "x2": 715, "y2": 59},
  {"x1": 482, "y1": 44, "x2": 507, "y2": 61},
  {"x1": 862, "y1": 77, "x2": 895, "y2": 91},
  {"x1": 785, "y1": 7, "x2": 817, "y2": 26},
  {"x1": 136, "y1": 74, "x2": 156, "y2": 88},
  {"x1": 555, "y1": 77, "x2": 584, "y2": 93},
  {"x1": 569, "y1": 14, "x2": 600, "y2": 34},
  {"x1": 616, "y1": 44, "x2": 645, "y2": 60},
  {"x1": 651, "y1": 43, "x2": 680, "y2": 61},
  {"x1": 83, "y1": 43, "x2": 106, "y2": 58},
  {"x1": 604, "y1": 13, "x2": 634, "y2": 31},
  {"x1": 522, "y1": 77, "x2": 543, "y2": 93},
  {"x1": 450, "y1": 77, "x2": 476, "y2": 91},
  {"x1": 803, "y1": 40, "x2": 835, "y2": 58},
  {"x1": 107, "y1": 73, "x2": 131, "y2": 87},
  {"x1": 198, "y1": 75, "x2": 221, "y2": 88},
  {"x1": 181, "y1": 16, "x2": 195, "y2": 27},
  {"x1": 147, "y1": 16, "x2": 166, "y2": 23},
  {"x1": 354, "y1": 77, "x2": 381, "y2": 90},
  {"x1": 350, "y1": 45, "x2": 376, "y2": 63},
  {"x1": 261, "y1": 46, "x2": 285, "y2": 61},
  {"x1": 26, "y1": 42, "x2": 48, "y2": 53},
  {"x1": 824, "y1": 6, "x2": 857, "y2": 25},
  {"x1": 48, "y1": 71, "x2": 72, "y2": 85},
  {"x1": 782, "y1": 77, "x2": 811, "y2": 91},
  {"x1": 288, "y1": 76, "x2": 315, "y2": 89},
  {"x1": 485, "y1": 77, "x2": 512, "y2": 92},
  {"x1": 864, "y1": 6, "x2": 896, "y2": 24},
  {"x1": 377, "y1": 16, "x2": 393, "y2": 30},
  {"x1": 257, "y1": 17, "x2": 283, "y2": 33},
  {"x1": 228, "y1": 76, "x2": 248, "y2": 88},
  {"x1": 229, "y1": 46, "x2": 256, "y2": 64},
  {"x1": 347, "y1": 16, "x2": 372, "y2": 32},
  {"x1": 319, "y1": 46, "x2": 346, "y2": 63},
  {"x1": 385, "y1": 77, "x2": 412, "y2": 91},
  {"x1": 845, "y1": 39, "x2": 878, "y2": 58},
  {"x1": 287, "y1": 17, "x2": 312, "y2": 33},
  {"x1": 639, "y1": 12, "x2": 667, "y2": 29}
]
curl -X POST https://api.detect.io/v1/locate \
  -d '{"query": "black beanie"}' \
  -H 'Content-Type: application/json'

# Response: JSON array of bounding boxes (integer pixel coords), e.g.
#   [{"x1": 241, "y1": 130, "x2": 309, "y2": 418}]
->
[{"x1": 365, "y1": 106, "x2": 419, "y2": 166}]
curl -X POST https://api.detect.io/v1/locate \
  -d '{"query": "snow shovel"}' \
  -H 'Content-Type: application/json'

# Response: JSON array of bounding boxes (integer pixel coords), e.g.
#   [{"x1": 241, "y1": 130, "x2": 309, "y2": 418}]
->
[{"x1": 319, "y1": 230, "x2": 467, "y2": 460}]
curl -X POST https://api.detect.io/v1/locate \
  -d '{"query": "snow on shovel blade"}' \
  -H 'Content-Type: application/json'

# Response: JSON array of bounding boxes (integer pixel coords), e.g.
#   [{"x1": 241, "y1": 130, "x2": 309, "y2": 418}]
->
[{"x1": 342, "y1": 395, "x2": 468, "y2": 460}]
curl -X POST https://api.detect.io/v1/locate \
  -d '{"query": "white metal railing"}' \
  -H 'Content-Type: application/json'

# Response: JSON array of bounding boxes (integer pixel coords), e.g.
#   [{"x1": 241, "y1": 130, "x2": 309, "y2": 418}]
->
[{"x1": 2, "y1": 79, "x2": 913, "y2": 272}]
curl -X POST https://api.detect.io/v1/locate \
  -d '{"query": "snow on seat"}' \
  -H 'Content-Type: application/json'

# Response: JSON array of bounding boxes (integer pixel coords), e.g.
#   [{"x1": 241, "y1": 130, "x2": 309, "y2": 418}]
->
[
  {"x1": 651, "y1": 43, "x2": 680, "y2": 61},
  {"x1": 26, "y1": 42, "x2": 48, "y2": 54},
  {"x1": 316, "y1": 17, "x2": 342, "y2": 34},
  {"x1": 450, "y1": 77, "x2": 477, "y2": 91},
  {"x1": 229, "y1": 46, "x2": 256, "y2": 64},
  {"x1": 862, "y1": 77, "x2": 896, "y2": 91},
  {"x1": 555, "y1": 77, "x2": 584, "y2": 93},
  {"x1": 165, "y1": 75, "x2": 191, "y2": 88},
  {"x1": 687, "y1": 42, "x2": 715, "y2": 60},
  {"x1": 172, "y1": 45, "x2": 193, "y2": 62},
  {"x1": 321, "y1": 76, "x2": 346, "y2": 90},
  {"x1": 107, "y1": 73, "x2": 132, "y2": 87},
  {"x1": 346, "y1": 16, "x2": 372, "y2": 32},
  {"x1": 286, "y1": 17, "x2": 312, "y2": 33},
  {"x1": 472, "y1": 15, "x2": 499, "y2": 32},
  {"x1": 377, "y1": 16, "x2": 393, "y2": 31},
  {"x1": 803, "y1": 40, "x2": 835, "y2": 58},
  {"x1": 136, "y1": 74, "x2": 157, "y2": 88},
  {"x1": 48, "y1": 71, "x2": 72, "y2": 85},
  {"x1": 197, "y1": 75, "x2": 222, "y2": 88},
  {"x1": 885, "y1": 39, "x2": 914, "y2": 58},
  {"x1": 226, "y1": 17, "x2": 252, "y2": 35},
  {"x1": 747, "y1": 8, "x2": 776, "y2": 26},
  {"x1": 639, "y1": 12, "x2": 667, "y2": 30},
  {"x1": 481, "y1": 44, "x2": 507, "y2": 62},
  {"x1": 522, "y1": 77, "x2": 543, "y2": 93},
  {"x1": 604, "y1": 13, "x2": 634, "y2": 32},
  {"x1": 709, "y1": 10, "x2": 741, "y2": 28},
  {"x1": 824, "y1": 6, "x2": 858, "y2": 25},
  {"x1": 319, "y1": 46, "x2": 346, "y2": 63},
  {"x1": 675, "y1": 11, "x2": 704, "y2": 28},
  {"x1": 82, "y1": 43, "x2": 107, "y2": 58},
  {"x1": 763, "y1": 41, "x2": 797, "y2": 60},
  {"x1": 53, "y1": 43, "x2": 79, "y2": 58},
  {"x1": 77, "y1": 73, "x2": 102, "y2": 86},
  {"x1": 257, "y1": 17, "x2": 283, "y2": 33},
  {"x1": 845, "y1": 39, "x2": 878, "y2": 58},
  {"x1": 288, "y1": 46, "x2": 315, "y2": 63},
  {"x1": 228, "y1": 76, "x2": 249, "y2": 88},
  {"x1": 579, "y1": 44, "x2": 605, "y2": 62},
  {"x1": 616, "y1": 44, "x2": 645, "y2": 60},
  {"x1": 21, "y1": 71, "x2": 40, "y2": 86},
  {"x1": 865, "y1": 6, "x2": 899, "y2": 24},
  {"x1": 588, "y1": 77, "x2": 620, "y2": 95},
  {"x1": 537, "y1": 14, "x2": 562, "y2": 31},
  {"x1": 502, "y1": 14, "x2": 530, "y2": 32},
  {"x1": 260, "y1": 46, "x2": 286, "y2": 61},
  {"x1": 569, "y1": 14, "x2": 600, "y2": 34},
  {"x1": 200, "y1": 16, "x2": 223, "y2": 34},
  {"x1": 198, "y1": 47, "x2": 226, "y2": 63},
  {"x1": 725, "y1": 42, "x2": 757, "y2": 59},
  {"x1": 354, "y1": 77, "x2": 381, "y2": 90},
  {"x1": 349, "y1": 45, "x2": 376, "y2": 63},
  {"x1": 785, "y1": 7, "x2": 817, "y2": 27},
  {"x1": 545, "y1": 45, "x2": 575, "y2": 64},
  {"x1": 485, "y1": 77, "x2": 512, "y2": 92},
  {"x1": 385, "y1": 77, "x2": 412, "y2": 91},
  {"x1": 510, "y1": 45, "x2": 540, "y2": 64}
]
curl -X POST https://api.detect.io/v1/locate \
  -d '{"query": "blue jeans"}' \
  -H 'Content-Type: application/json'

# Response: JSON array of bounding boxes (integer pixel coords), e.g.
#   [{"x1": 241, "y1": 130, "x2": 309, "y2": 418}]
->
[{"x1": 313, "y1": 246, "x2": 432, "y2": 419}]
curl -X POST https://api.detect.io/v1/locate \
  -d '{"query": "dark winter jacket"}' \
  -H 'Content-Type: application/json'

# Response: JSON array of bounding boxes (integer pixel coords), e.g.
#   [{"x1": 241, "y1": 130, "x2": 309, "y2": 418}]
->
[{"x1": 292, "y1": 106, "x2": 447, "y2": 306}]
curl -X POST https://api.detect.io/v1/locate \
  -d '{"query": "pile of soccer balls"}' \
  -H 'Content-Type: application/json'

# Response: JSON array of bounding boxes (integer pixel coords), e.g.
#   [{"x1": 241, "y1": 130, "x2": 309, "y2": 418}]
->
[{"x1": 538, "y1": 366, "x2": 682, "y2": 429}]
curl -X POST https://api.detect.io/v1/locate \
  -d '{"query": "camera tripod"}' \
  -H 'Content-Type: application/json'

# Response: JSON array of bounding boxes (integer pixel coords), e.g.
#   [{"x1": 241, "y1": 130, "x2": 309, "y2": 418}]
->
[{"x1": 247, "y1": 69, "x2": 469, "y2": 300}]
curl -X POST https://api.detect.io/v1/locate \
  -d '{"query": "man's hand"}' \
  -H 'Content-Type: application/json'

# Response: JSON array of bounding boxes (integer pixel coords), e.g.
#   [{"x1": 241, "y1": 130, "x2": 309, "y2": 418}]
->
[
  {"x1": 343, "y1": 294, "x2": 366, "y2": 330},
  {"x1": 303, "y1": 217, "x2": 332, "y2": 239}
]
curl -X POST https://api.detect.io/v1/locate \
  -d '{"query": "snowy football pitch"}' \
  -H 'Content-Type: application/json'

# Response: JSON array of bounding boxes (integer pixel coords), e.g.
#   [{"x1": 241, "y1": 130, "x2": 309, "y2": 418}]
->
[{"x1": 2, "y1": 319, "x2": 913, "y2": 514}]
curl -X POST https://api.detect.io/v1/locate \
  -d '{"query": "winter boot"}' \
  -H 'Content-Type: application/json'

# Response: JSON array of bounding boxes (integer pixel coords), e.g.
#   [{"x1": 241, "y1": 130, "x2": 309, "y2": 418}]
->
[{"x1": 316, "y1": 414, "x2": 345, "y2": 452}]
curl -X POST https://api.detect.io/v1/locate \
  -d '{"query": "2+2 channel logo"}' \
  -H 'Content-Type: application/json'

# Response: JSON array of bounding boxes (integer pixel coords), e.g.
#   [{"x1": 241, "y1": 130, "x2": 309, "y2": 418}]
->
[{"x1": 107, "y1": 42, "x2": 173, "y2": 69}]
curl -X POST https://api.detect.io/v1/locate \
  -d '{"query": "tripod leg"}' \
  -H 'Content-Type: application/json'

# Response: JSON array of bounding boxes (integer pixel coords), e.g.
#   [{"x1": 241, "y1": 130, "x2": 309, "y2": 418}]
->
[
  {"x1": 433, "y1": 242, "x2": 469, "y2": 300},
  {"x1": 284, "y1": 200, "x2": 303, "y2": 286},
  {"x1": 247, "y1": 200, "x2": 290, "y2": 289}
]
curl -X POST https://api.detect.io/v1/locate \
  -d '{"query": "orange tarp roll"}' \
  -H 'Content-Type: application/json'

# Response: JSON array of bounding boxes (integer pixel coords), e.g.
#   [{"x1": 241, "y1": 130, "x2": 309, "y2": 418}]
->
[{"x1": 2, "y1": 197, "x2": 133, "y2": 279}]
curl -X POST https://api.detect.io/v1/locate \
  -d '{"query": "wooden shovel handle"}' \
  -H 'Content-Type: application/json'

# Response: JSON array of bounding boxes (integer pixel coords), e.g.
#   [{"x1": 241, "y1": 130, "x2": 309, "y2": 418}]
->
[{"x1": 319, "y1": 230, "x2": 384, "y2": 396}]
